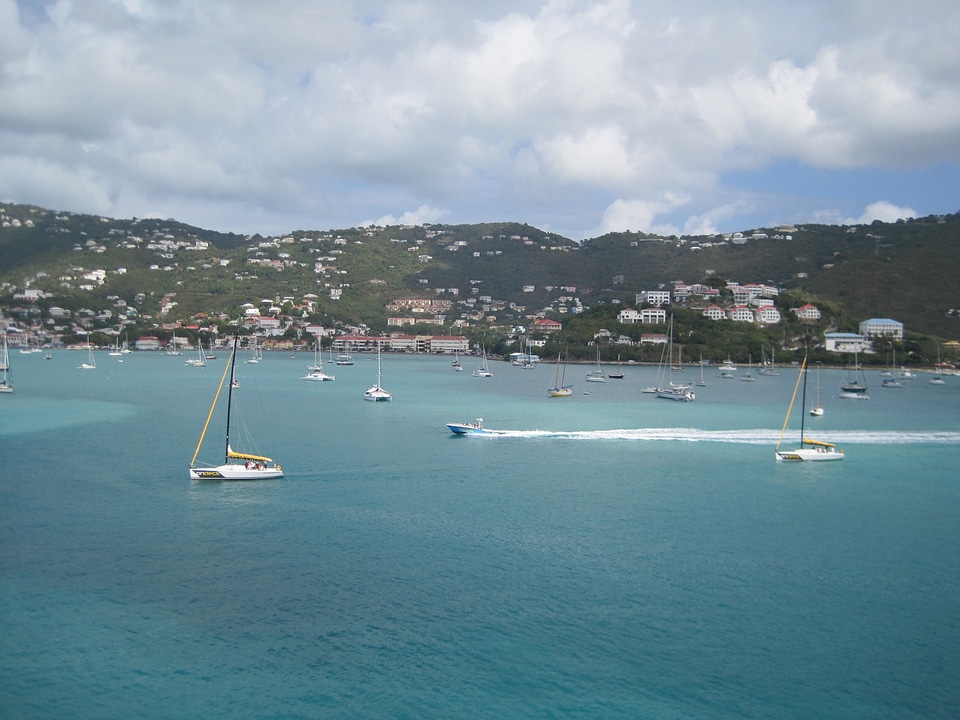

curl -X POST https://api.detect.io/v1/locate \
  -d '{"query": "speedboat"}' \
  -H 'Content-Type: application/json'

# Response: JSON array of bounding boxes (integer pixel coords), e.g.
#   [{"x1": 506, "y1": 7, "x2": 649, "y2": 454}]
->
[{"x1": 447, "y1": 418, "x2": 494, "y2": 435}]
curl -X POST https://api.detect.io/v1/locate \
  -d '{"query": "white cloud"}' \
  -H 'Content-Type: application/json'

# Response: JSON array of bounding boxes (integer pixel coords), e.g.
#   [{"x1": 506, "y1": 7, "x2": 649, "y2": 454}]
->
[
  {"x1": 366, "y1": 205, "x2": 449, "y2": 227},
  {"x1": 0, "y1": 0, "x2": 958, "y2": 239},
  {"x1": 845, "y1": 201, "x2": 916, "y2": 225}
]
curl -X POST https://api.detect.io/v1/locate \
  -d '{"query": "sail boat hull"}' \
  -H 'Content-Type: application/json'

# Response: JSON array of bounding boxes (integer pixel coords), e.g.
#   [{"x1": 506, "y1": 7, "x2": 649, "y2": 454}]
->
[
  {"x1": 190, "y1": 464, "x2": 284, "y2": 480},
  {"x1": 775, "y1": 447, "x2": 845, "y2": 462}
]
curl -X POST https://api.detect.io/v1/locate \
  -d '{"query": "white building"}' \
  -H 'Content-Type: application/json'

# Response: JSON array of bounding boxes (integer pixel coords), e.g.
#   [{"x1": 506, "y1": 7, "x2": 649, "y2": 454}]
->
[{"x1": 859, "y1": 318, "x2": 903, "y2": 341}]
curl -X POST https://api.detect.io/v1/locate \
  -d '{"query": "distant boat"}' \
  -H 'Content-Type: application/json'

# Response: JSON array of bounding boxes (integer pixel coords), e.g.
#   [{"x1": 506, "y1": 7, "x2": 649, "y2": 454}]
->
[
  {"x1": 189, "y1": 333, "x2": 283, "y2": 480},
  {"x1": 300, "y1": 366, "x2": 334, "y2": 381},
  {"x1": 245, "y1": 339, "x2": 262, "y2": 364},
  {"x1": 0, "y1": 333, "x2": 13, "y2": 393},
  {"x1": 166, "y1": 331, "x2": 182, "y2": 356},
  {"x1": 656, "y1": 315, "x2": 694, "y2": 401},
  {"x1": 336, "y1": 343, "x2": 355, "y2": 365},
  {"x1": 452, "y1": 349, "x2": 463, "y2": 372},
  {"x1": 185, "y1": 342, "x2": 207, "y2": 367},
  {"x1": 608, "y1": 354, "x2": 624, "y2": 379},
  {"x1": 839, "y1": 350, "x2": 869, "y2": 398},
  {"x1": 548, "y1": 352, "x2": 572, "y2": 397},
  {"x1": 776, "y1": 357, "x2": 844, "y2": 462},
  {"x1": 740, "y1": 354, "x2": 756, "y2": 382},
  {"x1": 447, "y1": 418, "x2": 497, "y2": 435},
  {"x1": 718, "y1": 357, "x2": 736, "y2": 378},
  {"x1": 79, "y1": 340, "x2": 96, "y2": 370},
  {"x1": 757, "y1": 347, "x2": 780, "y2": 376},
  {"x1": 697, "y1": 354, "x2": 706, "y2": 387},
  {"x1": 108, "y1": 338, "x2": 123, "y2": 357},
  {"x1": 472, "y1": 346, "x2": 493, "y2": 378},
  {"x1": 809, "y1": 363, "x2": 824, "y2": 416},
  {"x1": 364, "y1": 343, "x2": 392, "y2": 401},
  {"x1": 586, "y1": 346, "x2": 605, "y2": 383},
  {"x1": 882, "y1": 377, "x2": 904, "y2": 388}
]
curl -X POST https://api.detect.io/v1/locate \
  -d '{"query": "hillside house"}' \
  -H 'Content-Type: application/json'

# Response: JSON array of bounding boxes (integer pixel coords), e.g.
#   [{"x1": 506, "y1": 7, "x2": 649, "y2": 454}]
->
[{"x1": 793, "y1": 304, "x2": 821, "y2": 320}]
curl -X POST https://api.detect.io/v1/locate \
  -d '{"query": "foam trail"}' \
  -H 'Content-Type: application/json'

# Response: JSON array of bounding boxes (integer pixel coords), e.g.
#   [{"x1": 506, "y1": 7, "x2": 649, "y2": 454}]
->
[{"x1": 468, "y1": 428, "x2": 960, "y2": 445}]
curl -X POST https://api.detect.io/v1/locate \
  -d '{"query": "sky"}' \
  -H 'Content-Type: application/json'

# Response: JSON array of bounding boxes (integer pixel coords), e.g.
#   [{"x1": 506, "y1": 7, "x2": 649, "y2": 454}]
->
[{"x1": 1, "y1": 0, "x2": 959, "y2": 241}]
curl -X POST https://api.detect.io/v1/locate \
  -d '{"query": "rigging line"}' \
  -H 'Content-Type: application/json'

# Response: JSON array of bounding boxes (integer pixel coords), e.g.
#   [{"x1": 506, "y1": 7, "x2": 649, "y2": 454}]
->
[{"x1": 189, "y1": 346, "x2": 235, "y2": 466}]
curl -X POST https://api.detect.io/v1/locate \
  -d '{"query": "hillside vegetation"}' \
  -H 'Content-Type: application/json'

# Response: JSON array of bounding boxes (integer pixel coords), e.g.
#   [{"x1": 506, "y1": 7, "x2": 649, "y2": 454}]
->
[{"x1": 1, "y1": 202, "x2": 958, "y2": 365}]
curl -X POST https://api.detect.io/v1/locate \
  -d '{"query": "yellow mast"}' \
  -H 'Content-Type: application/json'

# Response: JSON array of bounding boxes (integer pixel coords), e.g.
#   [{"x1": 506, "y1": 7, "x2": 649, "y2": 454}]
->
[
  {"x1": 189, "y1": 346, "x2": 234, "y2": 467},
  {"x1": 776, "y1": 357, "x2": 806, "y2": 452}
]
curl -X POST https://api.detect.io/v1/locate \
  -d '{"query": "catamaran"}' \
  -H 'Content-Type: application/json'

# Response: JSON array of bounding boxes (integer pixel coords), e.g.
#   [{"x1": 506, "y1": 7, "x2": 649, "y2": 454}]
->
[
  {"x1": 364, "y1": 342, "x2": 392, "y2": 401},
  {"x1": 776, "y1": 358, "x2": 844, "y2": 462},
  {"x1": 189, "y1": 333, "x2": 283, "y2": 480}
]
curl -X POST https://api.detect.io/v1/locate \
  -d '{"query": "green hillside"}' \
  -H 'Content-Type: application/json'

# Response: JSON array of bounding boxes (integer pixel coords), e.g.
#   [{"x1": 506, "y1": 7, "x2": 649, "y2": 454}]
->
[{"x1": 1, "y1": 202, "x2": 958, "y2": 365}]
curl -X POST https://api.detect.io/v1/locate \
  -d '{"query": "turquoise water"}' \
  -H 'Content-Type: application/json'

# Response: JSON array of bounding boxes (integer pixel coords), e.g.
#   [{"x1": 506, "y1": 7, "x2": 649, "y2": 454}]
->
[{"x1": 2, "y1": 350, "x2": 959, "y2": 719}]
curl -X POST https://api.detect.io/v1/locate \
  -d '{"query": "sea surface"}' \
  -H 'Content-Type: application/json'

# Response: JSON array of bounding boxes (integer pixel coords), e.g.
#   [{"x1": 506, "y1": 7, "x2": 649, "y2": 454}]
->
[{"x1": 2, "y1": 349, "x2": 959, "y2": 719}]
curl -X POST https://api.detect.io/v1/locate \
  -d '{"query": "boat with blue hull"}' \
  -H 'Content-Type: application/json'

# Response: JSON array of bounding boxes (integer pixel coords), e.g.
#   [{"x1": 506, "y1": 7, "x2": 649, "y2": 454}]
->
[{"x1": 447, "y1": 418, "x2": 499, "y2": 435}]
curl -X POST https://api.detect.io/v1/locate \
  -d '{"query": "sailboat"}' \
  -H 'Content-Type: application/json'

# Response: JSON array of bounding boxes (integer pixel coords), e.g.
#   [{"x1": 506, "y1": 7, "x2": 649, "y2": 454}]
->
[
  {"x1": 758, "y1": 347, "x2": 780, "y2": 375},
  {"x1": 608, "y1": 354, "x2": 624, "y2": 379},
  {"x1": 452, "y1": 349, "x2": 463, "y2": 372},
  {"x1": 79, "y1": 339, "x2": 96, "y2": 369},
  {"x1": 166, "y1": 331, "x2": 182, "y2": 356},
  {"x1": 586, "y1": 345, "x2": 606, "y2": 382},
  {"x1": 740, "y1": 354, "x2": 756, "y2": 382},
  {"x1": 809, "y1": 363, "x2": 825, "y2": 416},
  {"x1": 548, "y1": 352, "x2": 572, "y2": 396},
  {"x1": 336, "y1": 342, "x2": 354, "y2": 365},
  {"x1": 245, "y1": 339, "x2": 262, "y2": 364},
  {"x1": 185, "y1": 341, "x2": 207, "y2": 367},
  {"x1": 839, "y1": 350, "x2": 869, "y2": 398},
  {"x1": 301, "y1": 345, "x2": 335, "y2": 381},
  {"x1": 656, "y1": 316, "x2": 695, "y2": 401},
  {"x1": 364, "y1": 342, "x2": 392, "y2": 401},
  {"x1": 472, "y1": 346, "x2": 492, "y2": 377},
  {"x1": 189, "y1": 333, "x2": 283, "y2": 480},
  {"x1": 776, "y1": 357, "x2": 844, "y2": 462},
  {"x1": 0, "y1": 333, "x2": 13, "y2": 393},
  {"x1": 697, "y1": 354, "x2": 706, "y2": 387},
  {"x1": 108, "y1": 337, "x2": 123, "y2": 356}
]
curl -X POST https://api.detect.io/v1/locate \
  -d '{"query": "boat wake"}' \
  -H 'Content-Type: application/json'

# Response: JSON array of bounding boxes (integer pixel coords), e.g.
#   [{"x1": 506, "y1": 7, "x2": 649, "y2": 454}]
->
[{"x1": 464, "y1": 428, "x2": 960, "y2": 445}]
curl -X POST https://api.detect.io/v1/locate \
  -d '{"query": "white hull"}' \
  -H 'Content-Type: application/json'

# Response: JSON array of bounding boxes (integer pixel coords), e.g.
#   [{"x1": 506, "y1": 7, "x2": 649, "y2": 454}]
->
[
  {"x1": 364, "y1": 387, "x2": 392, "y2": 401},
  {"x1": 301, "y1": 370, "x2": 335, "y2": 381},
  {"x1": 776, "y1": 448, "x2": 845, "y2": 462},
  {"x1": 548, "y1": 387, "x2": 573, "y2": 397},
  {"x1": 190, "y1": 462, "x2": 284, "y2": 480}
]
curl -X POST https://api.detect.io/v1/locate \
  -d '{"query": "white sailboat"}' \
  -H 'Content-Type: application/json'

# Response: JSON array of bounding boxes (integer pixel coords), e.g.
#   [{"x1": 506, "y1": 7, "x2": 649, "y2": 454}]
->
[
  {"x1": 809, "y1": 363, "x2": 825, "y2": 416},
  {"x1": 245, "y1": 339, "x2": 262, "y2": 364},
  {"x1": 740, "y1": 354, "x2": 756, "y2": 382},
  {"x1": 364, "y1": 342, "x2": 392, "y2": 401},
  {"x1": 166, "y1": 331, "x2": 182, "y2": 356},
  {"x1": 586, "y1": 346, "x2": 606, "y2": 383},
  {"x1": 336, "y1": 342, "x2": 354, "y2": 365},
  {"x1": 697, "y1": 354, "x2": 706, "y2": 387},
  {"x1": 776, "y1": 357, "x2": 844, "y2": 462},
  {"x1": 656, "y1": 316, "x2": 694, "y2": 401},
  {"x1": 301, "y1": 345, "x2": 335, "y2": 380},
  {"x1": 472, "y1": 346, "x2": 492, "y2": 377},
  {"x1": 548, "y1": 352, "x2": 572, "y2": 396},
  {"x1": 452, "y1": 349, "x2": 463, "y2": 372},
  {"x1": 185, "y1": 342, "x2": 207, "y2": 367},
  {"x1": 189, "y1": 333, "x2": 283, "y2": 480},
  {"x1": 108, "y1": 337, "x2": 123, "y2": 356},
  {"x1": 0, "y1": 333, "x2": 13, "y2": 393},
  {"x1": 79, "y1": 339, "x2": 96, "y2": 369}
]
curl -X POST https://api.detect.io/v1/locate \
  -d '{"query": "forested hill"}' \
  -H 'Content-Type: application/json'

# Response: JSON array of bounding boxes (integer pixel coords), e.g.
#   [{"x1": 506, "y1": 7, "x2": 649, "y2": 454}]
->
[{"x1": 1, "y1": 202, "x2": 958, "y2": 341}]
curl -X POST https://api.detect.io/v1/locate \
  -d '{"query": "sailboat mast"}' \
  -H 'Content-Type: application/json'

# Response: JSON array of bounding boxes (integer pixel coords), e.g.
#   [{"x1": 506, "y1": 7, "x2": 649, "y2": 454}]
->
[
  {"x1": 799, "y1": 357, "x2": 808, "y2": 443},
  {"x1": 224, "y1": 333, "x2": 239, "y2": 463}
]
